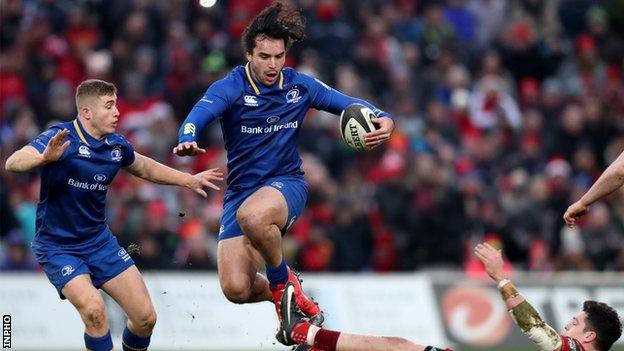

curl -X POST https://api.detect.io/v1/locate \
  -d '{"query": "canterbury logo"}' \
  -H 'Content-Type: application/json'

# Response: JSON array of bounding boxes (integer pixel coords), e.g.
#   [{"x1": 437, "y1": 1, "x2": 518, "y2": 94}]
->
[
  {"x1": 244, "y1": 95, "x2": 259, "y2": 106},
  {"x1": 183, "y1": 123, "x2": 196, "y2": 137}
]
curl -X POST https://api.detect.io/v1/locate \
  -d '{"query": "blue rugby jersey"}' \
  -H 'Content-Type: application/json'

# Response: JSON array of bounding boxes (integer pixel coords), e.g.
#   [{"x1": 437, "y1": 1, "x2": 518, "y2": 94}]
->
[
  {"x1": 178, "y1": 64, "x2": 390, "y2": 190},
  {"x1": 28, "y1": 119, "x2": 135, "y2": 246}
]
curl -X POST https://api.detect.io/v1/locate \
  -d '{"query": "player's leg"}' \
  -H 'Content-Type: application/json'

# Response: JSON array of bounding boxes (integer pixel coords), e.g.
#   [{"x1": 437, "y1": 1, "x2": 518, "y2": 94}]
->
[
  {"x1": 236, "y1": 186, "x2": 287, "y2": 267},
  {"x1": 217, "y1": 235, "x2": 272, "y2": 303},
  {"x1": 280, "y1": 283, "x2": 447, "y2": 351},
  {"x1": 87, "y1": 234, "x2": 154, "y2": 351},
  {"x1": 62, "y1": 275, "x2": 113, "y2": 351},
  {"x1": 33, "y1": 246, "x2": 113, "y2": 351},
  {"x1": 101, "y1": 265, "x2": 156, "y2": 351},
  {"x1": 236, "y1": 179, "x2": 322, "y2": 321}
]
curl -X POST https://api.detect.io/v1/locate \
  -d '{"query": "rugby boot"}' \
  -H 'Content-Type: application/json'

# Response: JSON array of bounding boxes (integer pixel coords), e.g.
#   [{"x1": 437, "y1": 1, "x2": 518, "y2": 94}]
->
[
  {"x1": 270, "y1": 267, "x2": 324, "y2": 325},
  {"x1": 276, "y1": 282, "x2": 307, "y2": 346}
]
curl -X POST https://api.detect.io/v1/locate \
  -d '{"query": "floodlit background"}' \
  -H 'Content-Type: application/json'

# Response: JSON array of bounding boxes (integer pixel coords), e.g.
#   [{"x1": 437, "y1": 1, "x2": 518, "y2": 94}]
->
[{"x1": 1, "y1": 0, "x2": 623, "y2": 350}]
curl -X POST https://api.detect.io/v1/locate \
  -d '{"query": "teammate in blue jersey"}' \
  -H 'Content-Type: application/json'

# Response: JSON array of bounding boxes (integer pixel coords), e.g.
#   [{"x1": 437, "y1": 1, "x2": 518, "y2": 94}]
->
[
  {"x1": 5, "y1": 79, "x2": 223, "y2": 351},
  {"x1": 173, "y1": 2, "x2": 394, "y2": 326}
]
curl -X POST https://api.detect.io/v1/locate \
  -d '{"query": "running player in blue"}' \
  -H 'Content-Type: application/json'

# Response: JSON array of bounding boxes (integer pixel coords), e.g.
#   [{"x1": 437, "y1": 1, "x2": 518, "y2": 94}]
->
[
  {"x1": 173, "y1": 2, "x2": 394, "y2": 325},
  {"x1": 4, "y1": 79, "x2": 223, "y2": 351}
]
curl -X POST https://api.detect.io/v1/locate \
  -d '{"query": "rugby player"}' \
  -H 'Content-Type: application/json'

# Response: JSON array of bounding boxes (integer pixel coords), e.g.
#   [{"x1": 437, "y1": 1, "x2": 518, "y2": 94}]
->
[
  {"x1": 5, "y1": 79, "x2": 223, "y2": 351},
  {"x1": 564, "y1": 150, "x2": 624, "y2": 227},
  {"x1": 173, "y1": 2, "x2": 394, "y2": 325},
  {"x1": 278, "y1": 242, "x2": 622, "y2": 351}
]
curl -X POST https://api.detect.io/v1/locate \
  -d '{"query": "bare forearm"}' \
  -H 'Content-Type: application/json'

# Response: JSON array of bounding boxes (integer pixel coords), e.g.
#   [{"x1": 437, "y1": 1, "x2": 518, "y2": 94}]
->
[
  {"x1": 579, "y1": 152, "x2": 624, "y2": 206},
  {"x1": 5, "y1": 149, "x2": 46, "y2": 172},
  {"x1": 130, "y1": 154, "x2": 191, "y2": 187}
]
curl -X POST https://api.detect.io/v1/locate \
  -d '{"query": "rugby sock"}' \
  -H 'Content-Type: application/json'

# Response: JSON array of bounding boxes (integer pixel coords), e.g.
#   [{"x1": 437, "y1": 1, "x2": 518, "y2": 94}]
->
[
  {"x1": 291, "y1": 322, "x2": 339, "y2": 351},
  {"x1": 313, "y1": 328, "x2": 340, "y2": 351},
  {"x1": 84, "y1": 330, "x2": 113, "y2": 351},
  {"x1": 266, "y1": 258, "x2": 288, "y2": 288},
  {"x1": 122, "y1": 326, "x2": 151, "y2": 351}
]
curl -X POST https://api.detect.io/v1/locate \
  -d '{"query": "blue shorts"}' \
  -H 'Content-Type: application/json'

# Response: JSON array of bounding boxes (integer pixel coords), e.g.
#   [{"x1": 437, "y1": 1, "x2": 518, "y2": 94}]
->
[
  {"x1": 219, "y1": 176, "x2": 308, "y2": 241},
  {"x1": 32, "y1": 231, "x2": 134, "y2": 299}
]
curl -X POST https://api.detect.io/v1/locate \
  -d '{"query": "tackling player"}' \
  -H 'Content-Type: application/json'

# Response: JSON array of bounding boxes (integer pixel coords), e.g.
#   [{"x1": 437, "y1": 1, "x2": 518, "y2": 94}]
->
[
  {"x1": 564, "y1": 150, "x2": 624, "y2": 227},
  {"x1": 475, "y1": 242, "x2": 622, "y2": 351},
  {"x1": 173, "y1": 2, "x2": 394, "y2": 325},
  {"x1": 277, "y1": 242, "x2": 622, "y2": 351},
  {"x1": 4, "y1": 79, "x2": 223, "y2": 351}
]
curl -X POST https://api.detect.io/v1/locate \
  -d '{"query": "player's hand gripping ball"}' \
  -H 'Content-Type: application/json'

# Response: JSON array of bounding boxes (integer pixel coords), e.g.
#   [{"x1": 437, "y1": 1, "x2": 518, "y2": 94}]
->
[{"x1": 340, "y1": 103, "x2": 379, "y2": 151}]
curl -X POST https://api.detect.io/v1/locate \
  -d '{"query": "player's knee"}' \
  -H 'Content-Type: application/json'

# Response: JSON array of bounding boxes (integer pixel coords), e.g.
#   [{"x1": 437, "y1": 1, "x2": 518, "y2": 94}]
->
[
  {"x1": 82, "y1": 299, "x2": 107, "y2": 330},
  {"x1": 134, "y1": 307, "x2": 157, "y2": 332},
  {"x1": 236, "y1": 208, "x2": 264, "y2": 235},
  {"x1": 221, "y1": 280, "x2": 252, "y2": 304}
]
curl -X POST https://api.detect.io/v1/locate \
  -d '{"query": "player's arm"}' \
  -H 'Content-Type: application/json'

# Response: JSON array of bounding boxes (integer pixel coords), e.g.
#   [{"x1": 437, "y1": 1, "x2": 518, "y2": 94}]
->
[
  {"x1": 564, "y1": 150, "x2": 624, "y2": 227},
  {"x1": 301, "y1": 74, "x2": 394, "y2": 149},
  {"x1": 5, "y1": 129, "x2": 70, "y2": 172},
  {"x1": 125, "y1": 152, "x2": 223, "y2": 197},
  {"x1": 475, "y1": 243, "x2": 563, "y2": 351},
  {"x1": 173, "y1": 78, "x2": 232, "y2": 156}
]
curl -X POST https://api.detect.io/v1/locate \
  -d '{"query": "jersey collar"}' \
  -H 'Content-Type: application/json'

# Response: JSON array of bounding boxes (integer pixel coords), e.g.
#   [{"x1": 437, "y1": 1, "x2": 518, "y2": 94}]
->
[
  {"x1": 244, "y1": 62, "x2": 284, "y2": 95},
  {"x1": 72, "y1": 118, "x2": 102, "y2": 146}
]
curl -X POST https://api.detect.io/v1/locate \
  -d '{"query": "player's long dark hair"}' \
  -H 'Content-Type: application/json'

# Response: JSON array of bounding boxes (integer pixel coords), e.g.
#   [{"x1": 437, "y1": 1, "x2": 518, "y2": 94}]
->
[{"x1": 242, "y1": 2, "x2": 306, "y2": 54}]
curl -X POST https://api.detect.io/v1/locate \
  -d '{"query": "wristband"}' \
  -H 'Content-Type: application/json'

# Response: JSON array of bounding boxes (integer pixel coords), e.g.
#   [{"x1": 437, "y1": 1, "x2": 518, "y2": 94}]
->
[{"x1": 497, "y1": 279, "x2": 511, "y2": 290}]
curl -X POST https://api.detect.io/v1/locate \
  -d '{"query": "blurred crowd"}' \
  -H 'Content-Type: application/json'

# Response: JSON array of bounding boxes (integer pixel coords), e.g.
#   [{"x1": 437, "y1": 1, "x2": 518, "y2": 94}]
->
[{"x1": 1, "y1": 0, "x2": 624, "y2": 274}]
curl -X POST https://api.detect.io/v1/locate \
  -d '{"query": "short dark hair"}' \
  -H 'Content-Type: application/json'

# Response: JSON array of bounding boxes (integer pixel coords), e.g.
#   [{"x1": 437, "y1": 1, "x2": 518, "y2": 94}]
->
[
  {"x1": 241, "y1": 2, "x2": 306, "y2": 54},
  {"x1": 75, "y1": 79, "x2": 117, "y2": 102},
  {"x1": 583, "y1": 300, "x2": 622, "y2": 351}
]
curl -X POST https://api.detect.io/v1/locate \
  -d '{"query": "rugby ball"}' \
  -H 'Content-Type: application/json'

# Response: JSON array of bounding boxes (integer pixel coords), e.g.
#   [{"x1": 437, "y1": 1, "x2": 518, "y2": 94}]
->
[{"x1": 340, "y1": 103, "x2": 378, "y2": 151}]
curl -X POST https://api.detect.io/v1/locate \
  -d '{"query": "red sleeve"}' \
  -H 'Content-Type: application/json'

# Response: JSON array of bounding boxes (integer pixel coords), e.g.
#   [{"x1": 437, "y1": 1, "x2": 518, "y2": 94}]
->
[{"x1": 560, "y1": 335, "x2": 585, "y2": 351}]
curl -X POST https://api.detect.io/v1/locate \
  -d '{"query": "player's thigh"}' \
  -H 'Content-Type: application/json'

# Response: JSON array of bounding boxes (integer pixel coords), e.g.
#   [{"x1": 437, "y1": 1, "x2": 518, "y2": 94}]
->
[
  {"x1": 217, "y1": 235, "x2": 263, "y2": 291},
  {"x1": 237, "y1": 185, "x2": 289, "y2": 229},
  {"x1": 62, "y1": 274, "x2": 106, "y2": 315},
  {"x1": 101, "y1": 265, "x2": 155, "y2": 323}
]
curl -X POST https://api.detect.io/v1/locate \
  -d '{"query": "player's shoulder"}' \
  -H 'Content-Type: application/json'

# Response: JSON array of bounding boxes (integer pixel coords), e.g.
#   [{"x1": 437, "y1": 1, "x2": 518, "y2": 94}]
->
[
  {"x1": 221, "y1": 66, "x2": 246, "y2": 87},
  {"x1": 49, "y1": 120, "x2": 72, "y2": 132},
  {"x1": 288, "y1": 69, "x2": 331, "y2": 90},
  {"x1": 37, "y1": 121, "x2": 71, "y2": 138},
  {"x1": 103, "y1": 133, "x2": 131, "y2": 147},
  {"x1": 207, "y1": 66, "x2": 245, "y2": 96}
]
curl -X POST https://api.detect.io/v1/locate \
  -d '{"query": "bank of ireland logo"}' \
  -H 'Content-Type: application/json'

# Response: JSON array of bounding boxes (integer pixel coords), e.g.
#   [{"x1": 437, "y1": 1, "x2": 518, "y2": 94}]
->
[
  {"x1": 94, "y1": 174, "x2": 107, "y2": 182},
  {"x1": 183, "y1": 123, "x2": 196, "y2": 137},
  {"x1": 286, "y1": 88, "x2": 301, "y2": 104},
  {"x1": 78, "y1": 145, "x2": 91, "y2": 157},
  {"x1": 271, "y1": 181, "x2": 284, "y2": 189},
  {"x1": 111, "y1": 147, "x2": 122, "y2": 162},
  {"x1": 61, "y1": 265, "x2": 75, "y2": 277},
  {"x1": 266, "y1": 116, "x2": 280, "y2": 124},
  {"x1": 244, "y1": 95, "x2": 259, "y2": 107}
]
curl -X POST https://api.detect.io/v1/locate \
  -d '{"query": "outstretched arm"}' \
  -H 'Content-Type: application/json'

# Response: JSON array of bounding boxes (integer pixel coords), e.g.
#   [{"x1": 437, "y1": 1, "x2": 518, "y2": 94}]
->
[
  {"x1": 302, "y1": 74, "x2": 394, "y2": 149},
  {"x1": 564, "y1": 150, "x2": 624, "y2": 227},
  {"x1": 475, "y1": 243, "x2": 563, "y2": 351},
  {"x1": 174, "y1": 78, "x2": 233, "y2": 156},
  {"x1": 125, "y1": 152, "x2": 223, "y2": 197},
  {"x1": 5, "y1": 129, "x2": 71, "y2": 172}
]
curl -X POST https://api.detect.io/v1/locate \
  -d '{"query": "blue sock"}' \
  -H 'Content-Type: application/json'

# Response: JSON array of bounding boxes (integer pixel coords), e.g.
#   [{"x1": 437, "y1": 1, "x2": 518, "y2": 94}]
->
[
  {"x1": 266, "y1": 258, "x2": 289, "y2": 288},
  {"x1": 122, "y1": 326, "x2": 152, "y2": 351},
  {"x1": 84, "y1": 331, "x2": 113, "y2": 351}
]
